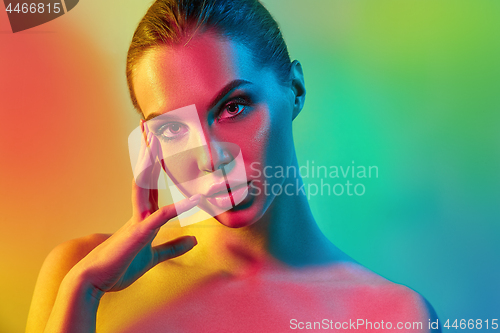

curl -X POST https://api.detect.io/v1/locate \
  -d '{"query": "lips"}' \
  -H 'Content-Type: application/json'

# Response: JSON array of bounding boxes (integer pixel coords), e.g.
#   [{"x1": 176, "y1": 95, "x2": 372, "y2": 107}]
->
[
  {"x1": 228, "y1": 182, "x2": 250, "y2": 206},
  {"x1": 204, "y1": 181, "x2": 249, "y2": 210},
  {"x1": 205, "y1": 181, "x2": 231, "y2": 198}
]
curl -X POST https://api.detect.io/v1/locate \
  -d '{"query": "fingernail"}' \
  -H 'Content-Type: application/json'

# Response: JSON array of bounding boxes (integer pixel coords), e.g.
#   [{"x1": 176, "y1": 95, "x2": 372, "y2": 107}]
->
[
  {"x1": 147, "y1": 132, "x2": 153, "y2": 147},
  {"x1": 189, "y1": 194, "x2": 201, "y2": 203},
  {"x1": 191, "y1": 236, "x2": 198, "y2": 246}
]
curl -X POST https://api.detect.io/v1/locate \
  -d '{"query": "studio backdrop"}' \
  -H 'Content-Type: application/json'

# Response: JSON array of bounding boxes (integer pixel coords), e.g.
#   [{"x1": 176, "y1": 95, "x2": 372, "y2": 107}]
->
[{"x1": 1, "y1": 0, "x2": 499, "y2": 332}]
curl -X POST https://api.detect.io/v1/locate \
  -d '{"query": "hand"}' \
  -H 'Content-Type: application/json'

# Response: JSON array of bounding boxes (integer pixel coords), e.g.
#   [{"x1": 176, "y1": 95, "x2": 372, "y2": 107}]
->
[{"x1": 67, "y1": 120, "x2": 200, "y2": 294}]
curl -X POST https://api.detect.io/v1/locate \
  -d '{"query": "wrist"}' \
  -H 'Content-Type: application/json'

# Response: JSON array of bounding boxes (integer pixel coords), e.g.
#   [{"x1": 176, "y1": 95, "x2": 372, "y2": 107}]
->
[
  {"x1": 44, "y1": 266, "x2": 103, "y2": 332},
  {"x1": 61, "y1": 267, "x2": 105, "y2": 303}
]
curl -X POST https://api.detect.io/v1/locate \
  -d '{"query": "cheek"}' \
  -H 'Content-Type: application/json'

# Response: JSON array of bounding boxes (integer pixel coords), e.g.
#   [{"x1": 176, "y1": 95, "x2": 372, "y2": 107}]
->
[
  {"x1": 228, "y1": 105, "x2": 293, "y2": 182},
  {"x1": 162, "y1": 146, "x2": 205, "y2": 185},
  {"x1": 264, "y1": 102, "x2": 294, "y2": 169},
  {"x1": 233, "y1": 109, "x2": 272, "y2": 169}
]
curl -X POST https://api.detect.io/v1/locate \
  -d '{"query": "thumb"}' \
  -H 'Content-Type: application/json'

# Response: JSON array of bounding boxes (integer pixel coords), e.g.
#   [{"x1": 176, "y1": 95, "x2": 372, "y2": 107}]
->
[{"x1": 152, "y1": 236, "x2": 197, "y2": 265}]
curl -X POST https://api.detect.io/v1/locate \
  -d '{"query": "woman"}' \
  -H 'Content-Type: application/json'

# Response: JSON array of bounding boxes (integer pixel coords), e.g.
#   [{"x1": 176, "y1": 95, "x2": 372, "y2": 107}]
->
[{"x1": 26, "y1": 0, "x2": 439, "y2": 332}]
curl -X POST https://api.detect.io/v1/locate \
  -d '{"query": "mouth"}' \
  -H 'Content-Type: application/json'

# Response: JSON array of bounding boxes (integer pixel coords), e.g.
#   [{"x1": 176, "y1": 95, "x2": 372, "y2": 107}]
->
[
  {"x1": 205, "y1": 180, "x2": 231, "y2": 198},
  {"x1": 204, "y1": 181, "x2": 250, "y2": 210}
]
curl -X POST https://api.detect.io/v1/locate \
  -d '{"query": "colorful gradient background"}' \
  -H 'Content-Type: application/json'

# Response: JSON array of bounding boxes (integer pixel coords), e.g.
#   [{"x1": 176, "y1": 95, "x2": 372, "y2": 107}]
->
[{"x1": 1, "y1": 0, "x2": 499, "y2": 331}]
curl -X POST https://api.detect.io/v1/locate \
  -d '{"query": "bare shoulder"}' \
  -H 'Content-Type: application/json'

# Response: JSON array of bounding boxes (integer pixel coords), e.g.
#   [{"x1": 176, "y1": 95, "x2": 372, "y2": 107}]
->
[
  {"x1": 326, "y1": 262, "x2": 440, "y2": 332},
  {"x1": 26, "y1": 233, "x2": 111, "y2": 333},
  {"x1": 36, "y1": 233, "x2": 111, "y2": 284},
  {"x1": 283, "y1": 261, "x2": 439, "y2": 332}
]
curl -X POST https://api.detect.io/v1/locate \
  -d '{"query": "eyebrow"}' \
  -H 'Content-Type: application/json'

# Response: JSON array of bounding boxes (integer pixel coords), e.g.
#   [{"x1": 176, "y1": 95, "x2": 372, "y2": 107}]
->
[
  {"x1": 144, "y1": 111, "x2": 165, "y2": 122},
  {"x1": 207, "y1": 79, "x2": 252, "y2": 111},
  {"x1": 144, "y1": 79, "x2": 252, "y2": 122}
]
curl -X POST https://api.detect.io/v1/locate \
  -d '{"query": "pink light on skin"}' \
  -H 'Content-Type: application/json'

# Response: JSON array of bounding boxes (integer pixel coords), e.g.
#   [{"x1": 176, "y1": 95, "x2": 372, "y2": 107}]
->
[
  {"x1": 134, "y1": 33, "x2": 294, "y2": 227},
  {"x1": 113, "y1": 263, "x2": 432, "y2": 333},
  {"x1": 20, "y1": 7, "x2": 440, "y2": 332},
  {"x1": 119, "y1": 29, "x2": 437, "y2": 333},
  {"x1": 131, "y1": 31, "x2": 290, "y2": 230},
  {"x1": 128, "y1": 104, "x2": 249, "y2": 226}
]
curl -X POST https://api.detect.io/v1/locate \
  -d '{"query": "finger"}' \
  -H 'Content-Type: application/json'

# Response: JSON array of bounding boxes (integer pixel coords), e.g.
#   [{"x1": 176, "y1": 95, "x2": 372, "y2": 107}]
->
[
  {"x1": 133, "y1": 121, "x2": 151, "y2": 182},
  {"x1": 149, "y1": 162, "x2": 161, "y2": 211},
  {"x1": 148, "y1": 133, "x2": 162, "y2": 191},
  {"x1": 138, "y1": 120, "x2": 150, "y2": 161},
  {"x1": 132, "y1": 152, "x2": 150, "y2": 211},
  {"x1": 143, "y1": 120, "x2": 150, "y2": 143},
  {"x1": 146, "y1": 132, "x2": 164, "y2": 211},
  {"x1": 140, "y1": 119, "x2": 149, "y2": 147},
  {"x1": 135, "y1": 132, "x2": 154, "y2": 184},
  {"x1": 149, "y1": 124, "x2": 164, "y2": 166},
  {"x1": 143, "y1": 194, "x2": 201, "y2": 231},
  {"x1": 153, "y1": 235, "x2": 197, "y2": 265},
  {"x1": 131, "y1": 129, "x2": 150, "y2": 215},
  {"x1": 131, "y1": 177, "x2": 150, "y2": 219},
  {"x1": 133, "y1": 131, "x2": 161, "y2": 216}
]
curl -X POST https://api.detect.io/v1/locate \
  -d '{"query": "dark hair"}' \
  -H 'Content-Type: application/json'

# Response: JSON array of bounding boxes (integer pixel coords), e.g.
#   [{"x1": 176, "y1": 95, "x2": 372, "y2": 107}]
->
[{"x1": 126, "y1": 0, "x2": 291, "y2": 113}]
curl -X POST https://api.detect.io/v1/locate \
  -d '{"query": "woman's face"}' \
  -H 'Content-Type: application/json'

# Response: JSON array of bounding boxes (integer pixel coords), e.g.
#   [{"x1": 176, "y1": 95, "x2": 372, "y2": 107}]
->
[{"x1": 133, "y1": 32, "x2": 297, "y2": 228}]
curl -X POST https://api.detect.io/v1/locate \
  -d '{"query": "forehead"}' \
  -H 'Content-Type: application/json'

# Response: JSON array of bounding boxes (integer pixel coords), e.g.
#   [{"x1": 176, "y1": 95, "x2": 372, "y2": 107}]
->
[{"x1": 133, "y1": 33, "x2": 259, "y2": 116}]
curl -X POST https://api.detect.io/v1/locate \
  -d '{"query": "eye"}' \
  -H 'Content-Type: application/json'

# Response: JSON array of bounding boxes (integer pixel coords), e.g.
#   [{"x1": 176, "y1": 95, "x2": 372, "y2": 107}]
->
[
  {"x1": 157, "y1": 122, "x2": 188, "y2": 141},
  {"x1": 219, "y1": 101, "x2": 247, "y2": 120}
]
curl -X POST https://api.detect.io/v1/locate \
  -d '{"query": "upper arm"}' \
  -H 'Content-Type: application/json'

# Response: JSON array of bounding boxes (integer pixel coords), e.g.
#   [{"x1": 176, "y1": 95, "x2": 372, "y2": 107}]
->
[{"x1": 25, "y1": 233, "x2": 110, "y2": 333}]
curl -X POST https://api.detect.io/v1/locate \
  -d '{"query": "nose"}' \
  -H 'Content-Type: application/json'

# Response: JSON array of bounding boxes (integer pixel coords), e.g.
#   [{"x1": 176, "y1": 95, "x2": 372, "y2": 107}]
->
[{"x1": 198, "y1": 141, "x2": 233, "y2": 173}]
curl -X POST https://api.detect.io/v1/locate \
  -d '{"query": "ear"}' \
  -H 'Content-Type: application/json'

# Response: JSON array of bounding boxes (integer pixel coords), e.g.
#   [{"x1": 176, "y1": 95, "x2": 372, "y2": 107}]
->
[{"x1": 290, "y1": 60, "x2": 306, "y2": 120}]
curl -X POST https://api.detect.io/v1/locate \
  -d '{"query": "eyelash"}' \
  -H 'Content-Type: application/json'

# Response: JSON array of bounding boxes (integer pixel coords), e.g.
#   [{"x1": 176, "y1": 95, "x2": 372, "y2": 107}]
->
[
  {"x1": 154, "y1": 122, "x2": 186, "y2": 142},
  {"x1": 217, "y1": 96, "x2": 251, "y2": 122},
  {"x1": 152, "y1": 95, "x2": 253, "y2": 141}
]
